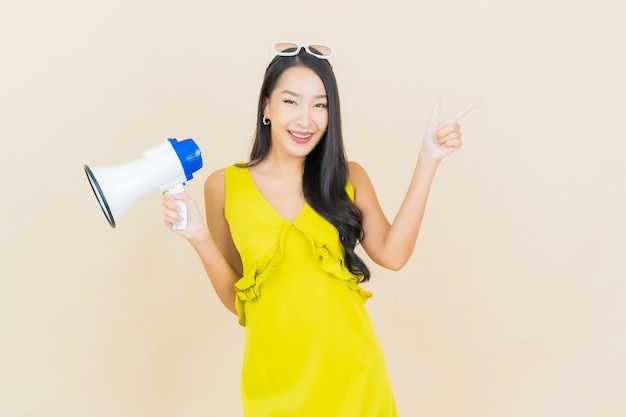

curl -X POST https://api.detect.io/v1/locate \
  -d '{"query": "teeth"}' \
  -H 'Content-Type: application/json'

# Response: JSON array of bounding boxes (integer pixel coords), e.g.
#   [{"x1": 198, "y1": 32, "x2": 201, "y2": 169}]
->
[{"x1": 290, "y1": 131, "x2": 311, "y2": 139}]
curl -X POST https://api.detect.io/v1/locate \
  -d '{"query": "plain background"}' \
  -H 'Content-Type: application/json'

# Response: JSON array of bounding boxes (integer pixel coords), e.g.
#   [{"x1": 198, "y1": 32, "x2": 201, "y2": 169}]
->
[{"x1": 1, "y1": 0, "x2": 624, "y2": 416}]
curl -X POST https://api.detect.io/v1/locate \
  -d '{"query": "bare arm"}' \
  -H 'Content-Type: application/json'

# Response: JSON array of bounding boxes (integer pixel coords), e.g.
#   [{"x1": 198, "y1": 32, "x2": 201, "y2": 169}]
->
[
  {"x1": 351, "y1": 154, "x2": 439, "y2": 270},
  {"x1": 352, "y1": 98, "x2": 483, "y2": 270},
  {"x1": 163, "y1": 169, "x2": 241, "y2": 315}
]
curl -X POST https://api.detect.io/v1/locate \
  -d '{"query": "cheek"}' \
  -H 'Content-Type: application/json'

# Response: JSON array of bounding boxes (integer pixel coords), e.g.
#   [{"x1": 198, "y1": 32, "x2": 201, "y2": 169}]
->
[{"x1": 316, "y1": 111, "x2": 329, "y2": 130}]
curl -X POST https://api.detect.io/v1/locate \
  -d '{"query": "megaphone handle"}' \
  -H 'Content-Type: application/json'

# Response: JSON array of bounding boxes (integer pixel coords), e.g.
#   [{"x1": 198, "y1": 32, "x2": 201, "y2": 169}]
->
[{"x1": 169, "y1": 183, "x2": 188, "y2": 230}]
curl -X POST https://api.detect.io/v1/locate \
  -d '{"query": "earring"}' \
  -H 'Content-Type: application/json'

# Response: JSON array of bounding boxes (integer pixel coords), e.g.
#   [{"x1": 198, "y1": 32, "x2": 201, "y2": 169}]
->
[{"x1": 262, "y1": 116, "x2": 270, "y2": 126}]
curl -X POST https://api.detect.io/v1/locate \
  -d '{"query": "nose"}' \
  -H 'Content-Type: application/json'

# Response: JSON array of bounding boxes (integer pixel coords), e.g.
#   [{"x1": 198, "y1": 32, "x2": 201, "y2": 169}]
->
[{"x1": 296, "y1": 106, "x2": 313, "y2": 128}]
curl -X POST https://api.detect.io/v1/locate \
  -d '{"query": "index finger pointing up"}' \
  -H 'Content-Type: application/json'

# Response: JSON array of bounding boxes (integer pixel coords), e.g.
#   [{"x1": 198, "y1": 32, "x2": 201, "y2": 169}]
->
[
  {"x1": 429, "y1": 97, "x2": 442, "y2": 125},
  {"x1": 425, "y1": 97, "x2": 443, "y2": 137},
  {"x1": 444, "y1": 99, "x2": 484, "y2": 125}
]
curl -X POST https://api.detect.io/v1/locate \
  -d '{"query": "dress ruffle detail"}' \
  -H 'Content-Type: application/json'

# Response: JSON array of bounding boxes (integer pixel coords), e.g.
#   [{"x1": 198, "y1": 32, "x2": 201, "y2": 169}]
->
[
  {"x1": 234, "y1": 225, "x2": 371, "y2": 326},
  {"x1": 314, "y1": 241, "x2": 372, "y2": 301},
  {"x1": 234, "y1": 227, "x2": 288, "y2": 325}
]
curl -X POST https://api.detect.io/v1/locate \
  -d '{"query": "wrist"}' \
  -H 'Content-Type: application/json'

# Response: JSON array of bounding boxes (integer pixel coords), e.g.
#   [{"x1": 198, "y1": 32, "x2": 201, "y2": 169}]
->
[
  {"x1": 189, "y1": 227, "x2": 212, "y2": 248},
  {"x1": 418, "y1": 148, "x2": 443, "y2": 166}
]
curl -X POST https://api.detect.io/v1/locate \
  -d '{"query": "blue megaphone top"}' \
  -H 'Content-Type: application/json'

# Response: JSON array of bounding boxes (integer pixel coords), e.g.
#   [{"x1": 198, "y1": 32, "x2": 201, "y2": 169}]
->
[{"x1": 168, "y1": 138, "x2": 203, "y2": 181}]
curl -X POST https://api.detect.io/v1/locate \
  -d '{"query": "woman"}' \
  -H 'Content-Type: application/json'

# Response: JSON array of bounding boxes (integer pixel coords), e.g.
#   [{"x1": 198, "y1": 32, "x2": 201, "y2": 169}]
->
[{"x1": 163, "y1": 42, "x2": 482, "y2": 416}]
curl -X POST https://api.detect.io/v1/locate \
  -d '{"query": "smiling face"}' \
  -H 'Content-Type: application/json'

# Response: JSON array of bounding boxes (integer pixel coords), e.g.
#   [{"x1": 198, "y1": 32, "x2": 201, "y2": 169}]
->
[{"x1": 263, "y1": 66, "x2": 329, "y2": 159}]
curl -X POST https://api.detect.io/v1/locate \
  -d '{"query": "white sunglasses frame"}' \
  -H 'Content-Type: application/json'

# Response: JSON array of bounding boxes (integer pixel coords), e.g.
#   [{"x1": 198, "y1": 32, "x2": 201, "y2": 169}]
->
[{"x1": 269, "y1": 41, "x2": 335, "y2": 65}]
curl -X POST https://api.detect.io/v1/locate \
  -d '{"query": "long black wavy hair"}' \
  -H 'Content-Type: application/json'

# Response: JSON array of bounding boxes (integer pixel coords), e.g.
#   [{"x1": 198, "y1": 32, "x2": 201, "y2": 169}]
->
[{"x1": 242, "y1": 47, "x2": 371, "y2": 282}]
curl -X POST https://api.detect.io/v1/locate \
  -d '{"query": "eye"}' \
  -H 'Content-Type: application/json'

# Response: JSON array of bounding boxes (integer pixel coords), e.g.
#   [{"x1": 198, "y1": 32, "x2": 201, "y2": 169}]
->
[
  {"x1": 283, "y1": 99, "x2": 297, "y2": 105},
  {"x1": 315, "y1": 103, "x2": 328, "y2": 108}
]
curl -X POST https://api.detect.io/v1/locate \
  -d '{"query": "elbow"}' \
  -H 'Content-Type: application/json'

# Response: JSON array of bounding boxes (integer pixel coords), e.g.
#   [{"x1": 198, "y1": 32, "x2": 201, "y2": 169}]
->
[
  {"x1": 227, "y1": 303, "x2": 238, "y2": 316},
  {"x1": 371, "y1": 237, "x2": 416, "y2": 271},
  {"x1": 366, "y1": 242, "x2": 413, "y2": 271},
  {"x1": 380, "y1": 257, "x2": 409, "y2": 271},
  {"x1": 387, "y1": 261, "x2": 407, "y2": 271},
  {"x1": 221, "y1": 296, "x2": 238, "y2": 316}
]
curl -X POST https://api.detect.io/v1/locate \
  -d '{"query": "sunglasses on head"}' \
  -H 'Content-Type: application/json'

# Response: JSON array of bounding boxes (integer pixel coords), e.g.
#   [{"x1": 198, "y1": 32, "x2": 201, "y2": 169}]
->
[{"x1": 270, "y1": 42, "x2": 334, "y2": 65}]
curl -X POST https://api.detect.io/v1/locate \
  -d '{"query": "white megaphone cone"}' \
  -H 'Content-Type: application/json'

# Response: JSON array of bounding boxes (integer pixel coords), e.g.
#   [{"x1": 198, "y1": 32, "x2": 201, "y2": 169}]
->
[{"x1": 84, "y1": 138, "x2": 203, "y2": 229}]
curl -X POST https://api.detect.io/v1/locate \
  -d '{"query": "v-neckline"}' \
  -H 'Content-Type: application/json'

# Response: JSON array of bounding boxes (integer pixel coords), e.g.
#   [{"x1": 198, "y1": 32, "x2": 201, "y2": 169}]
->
[{"x1": 244, "y1": 167, "x2": 308, "y2": 223}]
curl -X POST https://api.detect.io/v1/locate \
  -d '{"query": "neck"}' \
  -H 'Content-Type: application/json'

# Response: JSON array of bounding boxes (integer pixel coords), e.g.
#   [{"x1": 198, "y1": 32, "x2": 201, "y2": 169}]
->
[{"x1": 260, "y1": 153, "x2": 305, "y2": 177}]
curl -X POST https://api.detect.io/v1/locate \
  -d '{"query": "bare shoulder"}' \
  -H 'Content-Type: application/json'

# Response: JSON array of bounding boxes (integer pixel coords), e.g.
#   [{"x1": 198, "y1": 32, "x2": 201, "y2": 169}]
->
[
  {"x1": 204, "y1": 168, "x2": 227, "y2": 199},
  {"x1": 347, "y1": 160, "x2": 383, "y2": 218},
  {"x1": 348, "y1": 160, "x2": 372, "y2": 191}
]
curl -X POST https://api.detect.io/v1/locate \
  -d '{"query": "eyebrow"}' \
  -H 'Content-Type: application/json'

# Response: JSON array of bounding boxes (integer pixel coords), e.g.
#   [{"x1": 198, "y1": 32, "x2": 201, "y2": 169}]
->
[{"x1": 281, "y1": 90, "x2": 327, "y2": 100}]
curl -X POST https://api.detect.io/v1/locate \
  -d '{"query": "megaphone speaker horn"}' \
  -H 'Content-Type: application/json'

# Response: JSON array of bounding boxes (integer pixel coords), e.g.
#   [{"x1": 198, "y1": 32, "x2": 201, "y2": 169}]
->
[{"x1": 84, "y1": 138, "x2": 203, "y2": 229}]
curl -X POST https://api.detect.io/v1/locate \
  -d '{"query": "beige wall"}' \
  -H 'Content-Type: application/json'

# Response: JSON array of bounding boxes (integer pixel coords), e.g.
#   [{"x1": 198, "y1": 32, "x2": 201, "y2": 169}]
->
[{"x1": 1, "y1": 0, "x2": 624, "y2": 416}]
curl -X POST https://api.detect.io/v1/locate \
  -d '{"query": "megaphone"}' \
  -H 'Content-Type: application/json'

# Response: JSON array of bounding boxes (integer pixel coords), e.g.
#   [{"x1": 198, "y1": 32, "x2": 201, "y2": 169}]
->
[{"x1": 84, "y1": 138, "x2": 203, "y2": 229}]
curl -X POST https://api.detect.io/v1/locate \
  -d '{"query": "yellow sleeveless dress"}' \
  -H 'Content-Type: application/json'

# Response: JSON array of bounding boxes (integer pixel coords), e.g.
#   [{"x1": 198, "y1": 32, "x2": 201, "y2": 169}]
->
[{"x1": 225, "y1": 165, "x2": 398, "y2": 417}]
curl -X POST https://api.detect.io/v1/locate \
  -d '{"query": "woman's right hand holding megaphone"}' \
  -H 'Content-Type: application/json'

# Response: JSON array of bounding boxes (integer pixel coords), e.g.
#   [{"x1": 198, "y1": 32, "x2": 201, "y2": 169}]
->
[
  {"x1": 162, "y1": 190, "x2": 207, "y2": 242},
  {"x1": 162, "y1": 172, "x2": 241, "y2": 316}
]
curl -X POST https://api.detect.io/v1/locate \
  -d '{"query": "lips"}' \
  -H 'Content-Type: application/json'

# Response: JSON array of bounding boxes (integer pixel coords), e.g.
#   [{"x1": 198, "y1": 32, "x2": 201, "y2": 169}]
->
[{"x1": 288, "y1": 130, "x2": 314, "y2": 144}]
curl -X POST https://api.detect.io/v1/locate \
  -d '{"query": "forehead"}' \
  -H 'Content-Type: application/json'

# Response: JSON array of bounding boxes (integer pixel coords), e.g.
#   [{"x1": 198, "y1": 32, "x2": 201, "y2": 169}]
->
[{"x1": 272, "y1": 66, "x2": 327, "y2": 97}]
